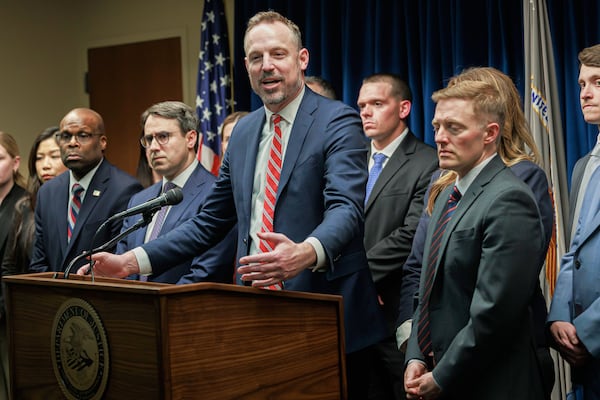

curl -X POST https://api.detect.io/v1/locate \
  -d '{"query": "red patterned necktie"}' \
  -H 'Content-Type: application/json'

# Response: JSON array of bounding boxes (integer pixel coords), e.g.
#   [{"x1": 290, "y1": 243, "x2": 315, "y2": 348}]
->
[
  {"x1": 417, "y1": 185, "x2": 462, "y2": 358},
  {"x1": 68, "y1": 183, "x2": 84, "y2": 242},
  {"x1": 258, "y1": 114, "x2": 284, "y2": 290}
]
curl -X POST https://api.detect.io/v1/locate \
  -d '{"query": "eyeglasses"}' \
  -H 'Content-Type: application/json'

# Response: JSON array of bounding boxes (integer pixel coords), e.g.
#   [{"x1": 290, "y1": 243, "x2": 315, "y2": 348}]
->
[
  {"x1": 55, "y1": 131, "x2": 102, "y2": 145},
  {"x1": 140, "y1": 132, "x2": 171, "y2": 148}
]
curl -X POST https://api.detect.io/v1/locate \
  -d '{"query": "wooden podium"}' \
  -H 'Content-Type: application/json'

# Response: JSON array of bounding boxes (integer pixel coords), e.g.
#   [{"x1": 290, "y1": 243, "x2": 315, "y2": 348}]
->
[{"x1": 3, "y1": 273, "x2": 346, "y2": 399}]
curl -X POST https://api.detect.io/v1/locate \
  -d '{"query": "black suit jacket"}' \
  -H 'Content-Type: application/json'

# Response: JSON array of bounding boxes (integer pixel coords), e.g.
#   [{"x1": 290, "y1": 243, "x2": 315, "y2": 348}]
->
[
  {"x1": 30, "y1": 159, "x2": 142, "y2": 273},
  {"x1": 364, "y1": 131, "x2": 437, "y2": 332},
  {"x1": 0, "y1": 183, "x2": 27, "y2": 318}
]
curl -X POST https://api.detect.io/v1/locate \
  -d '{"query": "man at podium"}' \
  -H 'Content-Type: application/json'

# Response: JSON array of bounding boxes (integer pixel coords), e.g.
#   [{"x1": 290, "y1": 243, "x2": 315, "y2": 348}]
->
[{"x1": 79, "y1": 10, "x2": 386, "y2": 400}]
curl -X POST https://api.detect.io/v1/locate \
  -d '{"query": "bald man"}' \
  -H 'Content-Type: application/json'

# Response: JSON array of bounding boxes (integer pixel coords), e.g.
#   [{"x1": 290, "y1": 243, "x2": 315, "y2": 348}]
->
[{"x1": 30, "y1": 108, "x2": 142, "y2": 273}]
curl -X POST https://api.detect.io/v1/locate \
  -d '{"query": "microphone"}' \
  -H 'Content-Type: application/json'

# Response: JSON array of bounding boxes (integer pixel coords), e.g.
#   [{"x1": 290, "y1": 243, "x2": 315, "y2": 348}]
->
[
  {"x1": 109, "y1": 187, "x2": 183, "y2": 221},
  {"x1": 62, "y1": 187, "x2": 184, "y2": 279}
]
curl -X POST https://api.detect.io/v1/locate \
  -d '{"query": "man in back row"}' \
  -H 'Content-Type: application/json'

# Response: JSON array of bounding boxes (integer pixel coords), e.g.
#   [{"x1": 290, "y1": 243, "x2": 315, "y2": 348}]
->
[
  {"x1": 79, "y1": 10, "x2": 386, "y2": 399},
  {"x1": 357, "y1": 73, "x2": 437, "y2": 399}
]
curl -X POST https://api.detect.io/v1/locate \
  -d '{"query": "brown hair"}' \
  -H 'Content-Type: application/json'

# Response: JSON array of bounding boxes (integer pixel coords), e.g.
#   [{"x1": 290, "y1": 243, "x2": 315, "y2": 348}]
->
[
  {"x1": 362, "y1": 73, "x2": 413, "y2": 103},
  {"x1": 579, "y1": 44, "x2": 600, "y2": 68},
  {"x1": 244, "y1": 11, "x2": 303, "y2": 53},
  {"x1": 220, "y1": 111, "x2": 249, "y2": 140}
]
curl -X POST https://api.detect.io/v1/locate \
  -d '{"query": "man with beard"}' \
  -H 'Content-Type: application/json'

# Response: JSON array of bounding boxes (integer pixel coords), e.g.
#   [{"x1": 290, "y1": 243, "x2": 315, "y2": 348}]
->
[{"x1": 78, "y1": 11, "x2": 386, "y2": 399}]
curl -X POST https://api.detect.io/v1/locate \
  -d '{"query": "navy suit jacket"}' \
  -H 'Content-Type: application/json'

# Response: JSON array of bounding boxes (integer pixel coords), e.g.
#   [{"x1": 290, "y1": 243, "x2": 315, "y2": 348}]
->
[
  {"x1": 141, "y1": 88, "x2": 387, "y2": 353},
  {"x1": 117, "y1": 163, "x2": 236, "y2": 284},
  {"x1": 30, "y1": 159, "x2": 142, "y2": 273}
]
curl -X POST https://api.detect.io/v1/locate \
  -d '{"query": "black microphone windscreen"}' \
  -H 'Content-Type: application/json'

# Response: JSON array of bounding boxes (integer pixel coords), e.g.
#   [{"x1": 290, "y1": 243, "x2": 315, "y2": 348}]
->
[{"x1": 165, "y1": 187, "x2": 184, "y2": 205}]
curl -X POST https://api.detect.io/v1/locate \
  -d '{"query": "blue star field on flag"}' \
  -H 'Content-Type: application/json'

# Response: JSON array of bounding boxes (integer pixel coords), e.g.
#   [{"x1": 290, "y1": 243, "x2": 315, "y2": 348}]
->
[{"x1": 195, "y1": 0, "x2": 233, "y2": 175}]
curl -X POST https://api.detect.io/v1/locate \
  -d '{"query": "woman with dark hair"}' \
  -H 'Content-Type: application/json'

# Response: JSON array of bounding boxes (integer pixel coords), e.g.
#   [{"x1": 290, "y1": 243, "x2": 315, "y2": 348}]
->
[{"x1": 1, "y1": 126, "x2": 66, "y2": 278}]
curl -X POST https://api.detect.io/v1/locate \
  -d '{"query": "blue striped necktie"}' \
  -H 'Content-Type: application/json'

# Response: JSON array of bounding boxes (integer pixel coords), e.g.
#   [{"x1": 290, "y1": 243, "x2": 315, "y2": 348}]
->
[{"x1": 365, "y1": 152, "x2": 387, "y2": 204}]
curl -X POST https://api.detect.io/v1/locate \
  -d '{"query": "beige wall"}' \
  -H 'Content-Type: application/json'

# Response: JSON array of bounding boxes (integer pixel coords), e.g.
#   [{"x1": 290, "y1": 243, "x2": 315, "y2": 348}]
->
[{"x1": 0, "y1": 0, "x2": 235, "y2": 178}]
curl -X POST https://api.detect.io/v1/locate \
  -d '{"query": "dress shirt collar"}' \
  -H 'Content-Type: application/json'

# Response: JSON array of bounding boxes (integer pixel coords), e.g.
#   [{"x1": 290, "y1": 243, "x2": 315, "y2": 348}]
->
[
  {"x1": 455, "y1": 153, "x2": 498, "y2": 195},
  {"x1": 161, "y1": 158, "x2": 198, "y2": 190},
  {"x1": 69, "y1": 158, "x2": 104, "y2": 193},
  {"x1": 263, "y1": 85, "x2": 306, "y2": 128},
  {"x1": 369, "y1": 127, "x2": 408, "y2": 160}
]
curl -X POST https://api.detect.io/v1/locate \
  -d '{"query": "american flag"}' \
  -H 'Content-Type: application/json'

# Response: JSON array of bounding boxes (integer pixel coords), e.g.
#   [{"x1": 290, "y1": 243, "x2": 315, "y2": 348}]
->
[{"x1": 196, "y1": 0, "x2": 232, "y2": 175}]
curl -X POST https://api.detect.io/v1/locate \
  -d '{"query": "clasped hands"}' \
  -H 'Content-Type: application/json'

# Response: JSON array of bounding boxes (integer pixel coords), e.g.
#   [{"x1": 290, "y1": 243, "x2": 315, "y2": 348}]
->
[
  {"x1": 404, "y1": 361, "x2": 441, "y2": 400},
  {"x1": 549, "y1": 321, "x2": 592, "y2": 367}
]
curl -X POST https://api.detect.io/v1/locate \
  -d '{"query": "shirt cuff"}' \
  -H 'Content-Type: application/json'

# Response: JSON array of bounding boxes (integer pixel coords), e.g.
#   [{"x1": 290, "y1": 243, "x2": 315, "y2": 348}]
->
[
  {"x1": 396, "y1": 319, "x2": 412, "y2": 350},
  {"x1": 304, "y1": 236, "x2": 326, "y2": 272},
  {"x1": 133, "y1": 247, "x2": 152, "y2": 276}
]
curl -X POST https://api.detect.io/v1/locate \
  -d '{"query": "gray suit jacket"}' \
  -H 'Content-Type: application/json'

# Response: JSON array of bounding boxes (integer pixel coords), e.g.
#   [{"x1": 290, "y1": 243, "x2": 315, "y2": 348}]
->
[{"x1": 406, "y1": 155, "x2": 546, "y2": 399}]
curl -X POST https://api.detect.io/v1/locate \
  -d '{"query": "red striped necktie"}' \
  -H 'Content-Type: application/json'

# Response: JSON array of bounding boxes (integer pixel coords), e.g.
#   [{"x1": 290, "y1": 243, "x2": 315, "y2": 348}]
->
[
  {"x1": 68, "y1": 183, "x2": 84, "y2": 242},
  {"x1": 258, "y1": 114, "x2": 284, "y2": 290},
  {"x1": 417, "y1": 185, "x2": 461, "y2": 358}
]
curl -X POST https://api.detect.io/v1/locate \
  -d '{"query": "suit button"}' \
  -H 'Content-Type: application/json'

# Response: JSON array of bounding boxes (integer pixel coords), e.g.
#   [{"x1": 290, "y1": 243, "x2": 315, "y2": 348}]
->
[{"x1": 575, "y1": 259, "x2": 581, "y2": 269}]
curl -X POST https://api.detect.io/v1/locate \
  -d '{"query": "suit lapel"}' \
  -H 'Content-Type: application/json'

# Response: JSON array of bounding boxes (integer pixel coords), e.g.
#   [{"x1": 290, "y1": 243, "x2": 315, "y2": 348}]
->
[
  {"x1": 133, "y1": 184, "x2": 162, "y2": 245},
  {"x1": 571, "y1": 154, "x2": 590, "y2": 200},
  {"x1": 429, "y1": 156, "x2": 505, "y2": 284},
  {"x1": 240, "y1": 111, "x2": 265, "y2": 222},
  {"x1": 56, "y1": 173, "x2": 71, "y2": 256},
  {"x1": 244, "y1": 92, "x2": 316, "y2": 211},
  {"x1": 161, "y1": 166, "x2": 207, "y2": 233},
  {"x1": 277, "y1": 95, "x2": 316, "y2": 199},
  {"x1": 577, "y1": 213, "x2": 600, "y2": 247},
  {"x1": 365, "y1": 132, "x2": 416, "y2": 210}
]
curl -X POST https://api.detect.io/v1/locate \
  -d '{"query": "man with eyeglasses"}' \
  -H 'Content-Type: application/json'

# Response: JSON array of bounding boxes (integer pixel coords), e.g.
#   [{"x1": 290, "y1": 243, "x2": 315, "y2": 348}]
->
[
  {"x1": 30, "y1": 107, "x2": 142, "y2": 273},
  {"x1": 117, "y1": 101, "x2": 236, "y2": 283}
]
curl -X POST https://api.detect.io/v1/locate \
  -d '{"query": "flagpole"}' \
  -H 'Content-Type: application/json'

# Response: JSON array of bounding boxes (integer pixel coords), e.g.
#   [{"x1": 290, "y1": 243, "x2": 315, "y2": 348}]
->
[{"x1": 523, "y1": 0, "x2": 570, "y2": 398}]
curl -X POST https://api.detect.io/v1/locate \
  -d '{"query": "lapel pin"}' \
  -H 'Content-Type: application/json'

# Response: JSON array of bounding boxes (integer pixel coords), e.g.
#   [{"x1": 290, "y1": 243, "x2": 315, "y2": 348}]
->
[{"x1": 93, "y1": 190, "x2": 101, "y2": 197}]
